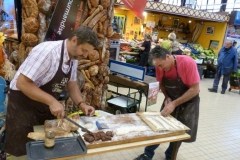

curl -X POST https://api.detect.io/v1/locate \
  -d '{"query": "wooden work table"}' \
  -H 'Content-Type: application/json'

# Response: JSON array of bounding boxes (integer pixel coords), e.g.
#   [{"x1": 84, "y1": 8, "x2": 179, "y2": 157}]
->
[{"x1": 33, "y1": 113, "x2": 190, "y2": 160}]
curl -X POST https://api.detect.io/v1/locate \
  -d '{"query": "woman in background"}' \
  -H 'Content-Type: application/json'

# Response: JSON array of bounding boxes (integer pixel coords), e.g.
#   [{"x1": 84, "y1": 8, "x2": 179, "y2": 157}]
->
[
  {"x1": 161, "y1": 32, "x2": 183, "y2": 55},
  {"x1": 138, "y1": 34, "x2": 152, "y2": 67}
]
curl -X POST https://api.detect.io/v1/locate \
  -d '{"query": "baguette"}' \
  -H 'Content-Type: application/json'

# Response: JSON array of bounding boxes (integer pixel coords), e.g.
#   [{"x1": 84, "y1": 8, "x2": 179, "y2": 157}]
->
[
  {"x1": 88, "y1": 9, "x2": 107, "y2": 28},
  {"x1": 82, "y1": 5, "x2": 103, "y2": 26},
  {"x1": 78, "y1": 59, "x2": 91, "y2": 65},
  {"x1": 97, "y1": 33, "x2": 104, "y2": 38},
  {"x1": 78, "y1": 60, "x2": 100, "y2": 70},
  {"x1": 92, "y1": 23, "x2": 99, "y2": 33},
  {"x1": 87, "y1": 0, "x2": 92, "y2": 9},
  {"x1": 81, "y1": 69, "x2": 95, "y2": 89},
  {"x1": 85, "y1": 70, "x2": 90, "y2": 79},
  {"x1": 99, "y1": 15, "x2": 107, "y2": 22},
  {"x1": 98, "y1": 21, "x2": 103, "y2": 33},
  {"x1": 88, "y1": 7, "x2": 97, "y2": 16}
]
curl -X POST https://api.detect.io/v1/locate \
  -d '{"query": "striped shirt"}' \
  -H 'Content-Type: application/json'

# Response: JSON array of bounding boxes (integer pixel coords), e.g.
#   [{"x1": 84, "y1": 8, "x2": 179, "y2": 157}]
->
[{"x1": 10, "y1": 40, "x2": 78, "y2": 90}]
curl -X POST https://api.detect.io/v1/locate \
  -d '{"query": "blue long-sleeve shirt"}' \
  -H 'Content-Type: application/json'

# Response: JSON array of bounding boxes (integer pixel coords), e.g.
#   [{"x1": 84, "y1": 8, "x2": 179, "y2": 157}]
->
[{"x1": 217, "y1": 46, "x2": 238, "y2": 75}]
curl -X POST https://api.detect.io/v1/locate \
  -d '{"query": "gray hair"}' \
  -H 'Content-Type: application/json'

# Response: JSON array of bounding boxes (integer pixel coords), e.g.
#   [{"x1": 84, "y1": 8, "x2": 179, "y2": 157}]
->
[
  {"x1": 225, "y1": 40, "x2": 233, "y2": 44},
  {"x1": 168, "y1": 32, "x2": 176, "y2": 41},
  {"x1": 148, "y1": 46, "x2": 170, "y2": 65}
]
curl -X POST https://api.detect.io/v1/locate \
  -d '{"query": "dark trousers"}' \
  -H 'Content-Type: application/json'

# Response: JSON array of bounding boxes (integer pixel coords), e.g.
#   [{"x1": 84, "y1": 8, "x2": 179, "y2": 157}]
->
[
  {"x1": 144, "y1": 142, "x2": 182, "y2": 159},
  {"x1": 139, "y1": 52, "x2": 149, "y2": 67},
  {"x1": 212, "y1": 73, "x2": 230, "y2": 91}
]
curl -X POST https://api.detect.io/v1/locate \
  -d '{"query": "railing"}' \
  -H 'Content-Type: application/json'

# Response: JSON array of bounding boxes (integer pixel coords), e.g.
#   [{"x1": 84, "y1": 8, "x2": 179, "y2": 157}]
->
[{"x1": 148, "y1": 0, "x2": 240, "y2": 13}]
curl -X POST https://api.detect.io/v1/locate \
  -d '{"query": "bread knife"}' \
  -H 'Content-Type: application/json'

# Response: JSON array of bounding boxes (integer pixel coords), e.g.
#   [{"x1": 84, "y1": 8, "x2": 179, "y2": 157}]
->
[{"x1": 64, "y1": 115, "x2": 93, "y2": 134}]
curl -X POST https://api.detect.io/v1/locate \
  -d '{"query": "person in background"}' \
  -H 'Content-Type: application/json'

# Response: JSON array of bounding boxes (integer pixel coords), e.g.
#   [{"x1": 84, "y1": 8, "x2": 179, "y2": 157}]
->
[
  {"x1": 233, "y1": 40, "x2": 237, "y2": 47},
  {"x1": 3, "y1": 26, "x2": 99, "y2": 157},
  {"x1": 134, "y1": 46, "x2": 200, "y2": 160},
  {"x1": 161, "y1": 32, "x2": 182, "y2": 55},
  {"x1": 138, "y1": 33, "x2": 152, "y2": 67},
  {"x1": 208, "y1": 40, "x2": 238, "y2": 94}
]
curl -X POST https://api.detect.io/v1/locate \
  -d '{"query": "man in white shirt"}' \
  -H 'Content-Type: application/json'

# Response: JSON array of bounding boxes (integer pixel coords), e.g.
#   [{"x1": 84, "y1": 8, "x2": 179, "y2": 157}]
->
[{"x1": 3, "y1": 26, "x2": 99, "y2": 156}]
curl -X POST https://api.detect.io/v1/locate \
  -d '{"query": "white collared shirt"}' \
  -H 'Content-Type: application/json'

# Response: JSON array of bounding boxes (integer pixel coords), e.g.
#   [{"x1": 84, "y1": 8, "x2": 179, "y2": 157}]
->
[{"x1": 10, "y1": 40, "x2": 78, "y2": 90}]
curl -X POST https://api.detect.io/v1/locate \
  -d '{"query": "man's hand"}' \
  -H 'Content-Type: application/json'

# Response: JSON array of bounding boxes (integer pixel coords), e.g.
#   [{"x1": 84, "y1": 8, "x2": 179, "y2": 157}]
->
[
  {"x1": 49, "y1": 100, "x2": 65, "y2": 118},
  {"x1": 81, "y1": 103, "x2": 95, "y2": 116},
  {"x1": 161, "y1": 101, "x2": 175, "y2": 117}
]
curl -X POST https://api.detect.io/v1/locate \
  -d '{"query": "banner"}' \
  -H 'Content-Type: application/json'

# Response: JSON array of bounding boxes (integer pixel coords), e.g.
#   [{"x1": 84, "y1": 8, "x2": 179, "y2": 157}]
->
[
  {"x1": 147, "y1": 82, "x2": 159, "y2": 106},
  {"x1": 45, "y1": 0, "x2": 87, "y2": 41},
  {"x1": 121, "y1": 0, "x2": 147, "y2": 19}
]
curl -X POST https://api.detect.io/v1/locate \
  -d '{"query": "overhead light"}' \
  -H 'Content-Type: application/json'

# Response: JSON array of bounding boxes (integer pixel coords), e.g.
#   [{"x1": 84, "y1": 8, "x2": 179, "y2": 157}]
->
[
  {"x1": 189, "y1": 20, "x2": 192, "y2": 23},
  {"x1": 143, "y1": 12, "x2": 147, "y2": 16}
]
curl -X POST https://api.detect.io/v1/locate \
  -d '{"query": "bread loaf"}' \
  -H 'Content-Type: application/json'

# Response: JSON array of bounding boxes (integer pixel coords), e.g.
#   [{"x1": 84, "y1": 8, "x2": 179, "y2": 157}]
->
[
  {"x1": 90, "y1": 0, "x2": 99, "y2": 7},
  {"x1": 38, "y1": 12, "x2": 46, "y2": 43},
  {"x1": 38, "y1": 0, "x2": 52, "y2": 14},
  {"x1": 107, "y1": 25, "x2": 114, "y2": 37},
  {"x1": 21, "y1": 33, "x2": 38, "y2": 47},
  {"x1": 92, "y1": 84, "x2": 103, "y2": 108},
  {"x1": 24, "y1": 17, "x2": 40, "y2": 33},
  {"x1": 103, "y1": 76, "x2": 109, "y2": 84},
  {"x1": 77, "y1": 71, "x2": 85, "y2": 90},
  {"x1": 100, "y1": 0, "x2": 110, "y2": 9},
  {"x1": 88, "y1": 65, "x2": 99, "y2": 76},
  {"x1": 88, "y1": 50, "x2": 99, "y2": 62},
  {"x1": 44, "y1": 119, "x2": 71, "y2": 137},
  {"x1": 90, "y1": 77, "x2": 100, "y2": 86}
]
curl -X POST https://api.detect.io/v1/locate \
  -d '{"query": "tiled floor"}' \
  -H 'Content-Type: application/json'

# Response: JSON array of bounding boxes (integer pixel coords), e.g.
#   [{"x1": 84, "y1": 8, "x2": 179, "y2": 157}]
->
[{"x1": 77, "y1": 78, "x2": 240, "y2": 160}]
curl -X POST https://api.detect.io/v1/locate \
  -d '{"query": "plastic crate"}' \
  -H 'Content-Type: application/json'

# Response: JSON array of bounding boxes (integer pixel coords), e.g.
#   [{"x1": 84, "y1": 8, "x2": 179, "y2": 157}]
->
[{"x1": 204, "y1": 70, "x2": 216, "y2": 78}]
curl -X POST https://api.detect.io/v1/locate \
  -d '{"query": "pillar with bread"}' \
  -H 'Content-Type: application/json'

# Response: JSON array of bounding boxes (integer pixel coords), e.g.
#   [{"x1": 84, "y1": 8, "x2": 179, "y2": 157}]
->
[{"x1": 2, "y1": 0, "x2": 120, "y2": 112}]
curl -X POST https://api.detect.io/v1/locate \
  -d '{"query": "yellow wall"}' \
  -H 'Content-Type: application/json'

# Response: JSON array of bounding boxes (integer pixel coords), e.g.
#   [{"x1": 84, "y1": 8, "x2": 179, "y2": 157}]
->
[
  {"x1": 114, "y1": 8, "x2": 142, "y2": 40},
  {"x1": 114, "y1": 8, "x2": 227, "y2": 54},
  {"x1": 196, "y1": 22, "x2": 227, "y2": 54}
]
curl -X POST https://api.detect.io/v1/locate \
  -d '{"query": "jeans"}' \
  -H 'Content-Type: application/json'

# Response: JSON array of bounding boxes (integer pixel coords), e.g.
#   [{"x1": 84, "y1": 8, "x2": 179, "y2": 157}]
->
[
  {"x1": 144, "y1": 142, "x2": 182, "y2": 159},
  {"x1": 212, "y1": 73, "x2": 230, "y2": 91}
]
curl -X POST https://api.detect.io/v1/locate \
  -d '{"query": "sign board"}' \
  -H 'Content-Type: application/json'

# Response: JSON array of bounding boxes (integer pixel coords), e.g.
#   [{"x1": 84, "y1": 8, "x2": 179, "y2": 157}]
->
[
  {"x1": 45, "y1": 0, "x2": 87, "y2": 41},
  {"x1": 121, "y1": 0, "x2": 147, "y2": 19},
  {"x1": 147, "y1": 82, "x2": 159, "y2": 106},
  {"x1": 109, "y1": 60, "x2": 145, "y2": 81}
]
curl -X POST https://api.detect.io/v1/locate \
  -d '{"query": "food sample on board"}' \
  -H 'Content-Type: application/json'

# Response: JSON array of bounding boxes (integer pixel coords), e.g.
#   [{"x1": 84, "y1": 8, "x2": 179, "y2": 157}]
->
[{"x1": 115, "y1": 126, "x2": 147, "y2": 135}]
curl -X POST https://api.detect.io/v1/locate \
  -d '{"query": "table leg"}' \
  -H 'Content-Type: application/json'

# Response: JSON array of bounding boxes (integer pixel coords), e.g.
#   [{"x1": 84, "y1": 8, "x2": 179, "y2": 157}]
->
[{"x1": 171, "y1": 141, "x2": 180, "y2": 160}]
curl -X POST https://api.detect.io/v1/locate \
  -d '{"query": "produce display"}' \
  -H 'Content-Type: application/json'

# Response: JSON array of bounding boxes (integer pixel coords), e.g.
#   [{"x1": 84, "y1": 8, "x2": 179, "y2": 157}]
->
[{"x1": 182, "y1": 43, "x2": 217, "y2": 64}]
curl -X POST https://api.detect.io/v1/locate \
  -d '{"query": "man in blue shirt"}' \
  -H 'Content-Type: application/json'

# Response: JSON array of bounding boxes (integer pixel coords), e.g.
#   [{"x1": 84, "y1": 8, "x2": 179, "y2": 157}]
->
[{"x1": 208, "y1": 40, "x2": 238, "y2": 94}]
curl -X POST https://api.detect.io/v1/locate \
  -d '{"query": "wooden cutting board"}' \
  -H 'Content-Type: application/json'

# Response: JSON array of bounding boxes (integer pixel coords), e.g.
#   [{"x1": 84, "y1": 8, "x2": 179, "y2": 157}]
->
[{"x1": 83, "y1": 113, "x2": 186, "y2": 149}]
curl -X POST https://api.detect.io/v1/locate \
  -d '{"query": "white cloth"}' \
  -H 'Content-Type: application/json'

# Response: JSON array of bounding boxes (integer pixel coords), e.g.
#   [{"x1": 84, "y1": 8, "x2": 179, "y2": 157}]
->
[{"x1": 10, "y1": 40, "x2": 78, "y2": 90}]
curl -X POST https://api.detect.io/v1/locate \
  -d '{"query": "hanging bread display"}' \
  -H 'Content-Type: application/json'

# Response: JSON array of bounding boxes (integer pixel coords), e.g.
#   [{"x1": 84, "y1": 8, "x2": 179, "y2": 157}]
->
[{"x1": 78, "y1": 0, "x2": 117, "y2": 110}]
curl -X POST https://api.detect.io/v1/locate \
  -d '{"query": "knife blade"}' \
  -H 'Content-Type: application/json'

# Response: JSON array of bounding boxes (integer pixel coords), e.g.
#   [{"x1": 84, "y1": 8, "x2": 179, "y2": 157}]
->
[{"x1": 64, "y1": 115, "x2": 92, "y2": 134}]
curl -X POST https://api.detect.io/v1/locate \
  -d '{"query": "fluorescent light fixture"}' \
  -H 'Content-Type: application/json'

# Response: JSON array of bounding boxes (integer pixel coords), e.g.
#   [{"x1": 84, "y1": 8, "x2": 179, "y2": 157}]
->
[{"x1": 143, "y1": 12, "x2": 147, "y2": 17}]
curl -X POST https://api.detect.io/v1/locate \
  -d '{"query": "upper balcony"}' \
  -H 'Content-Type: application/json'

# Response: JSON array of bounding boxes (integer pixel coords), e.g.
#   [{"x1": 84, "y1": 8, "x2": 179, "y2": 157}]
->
[{"x1": 115, "y1": 0, "x2": 232, "y2": 22}]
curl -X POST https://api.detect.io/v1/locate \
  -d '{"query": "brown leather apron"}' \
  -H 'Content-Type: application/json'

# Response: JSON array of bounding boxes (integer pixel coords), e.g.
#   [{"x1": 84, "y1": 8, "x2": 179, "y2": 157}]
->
[
  {"x1": 161, "y1": 56, "x2": 200, "y2": 142},
  {"x1": 3, "y1": 41, "x2": 73, "y2": 156}
]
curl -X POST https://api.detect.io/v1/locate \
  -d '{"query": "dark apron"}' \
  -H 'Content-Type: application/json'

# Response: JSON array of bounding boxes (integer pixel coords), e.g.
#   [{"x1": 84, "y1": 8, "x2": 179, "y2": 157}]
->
[
  {"x1": 161, "y1": 56, "x2": 199, "y2": 142},
  {"x1": 3, "y1": 41, "x2": 73, "y2": 156}
]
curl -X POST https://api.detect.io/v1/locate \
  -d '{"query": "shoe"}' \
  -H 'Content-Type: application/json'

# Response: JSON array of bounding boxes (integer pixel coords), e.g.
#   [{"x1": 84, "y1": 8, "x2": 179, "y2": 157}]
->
[
  {"x1": 164, "y1": 158, "x2": 171, "y2": 160},
  {"x1": 221, "y1": 90, "x2": 225, "y2": 94},
  {"x1": 134, "y1": 154, "x2": 152, "y2": 160},
  {"x1": 208, "y1": 88, "x2": 217, "y2": 93}
]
